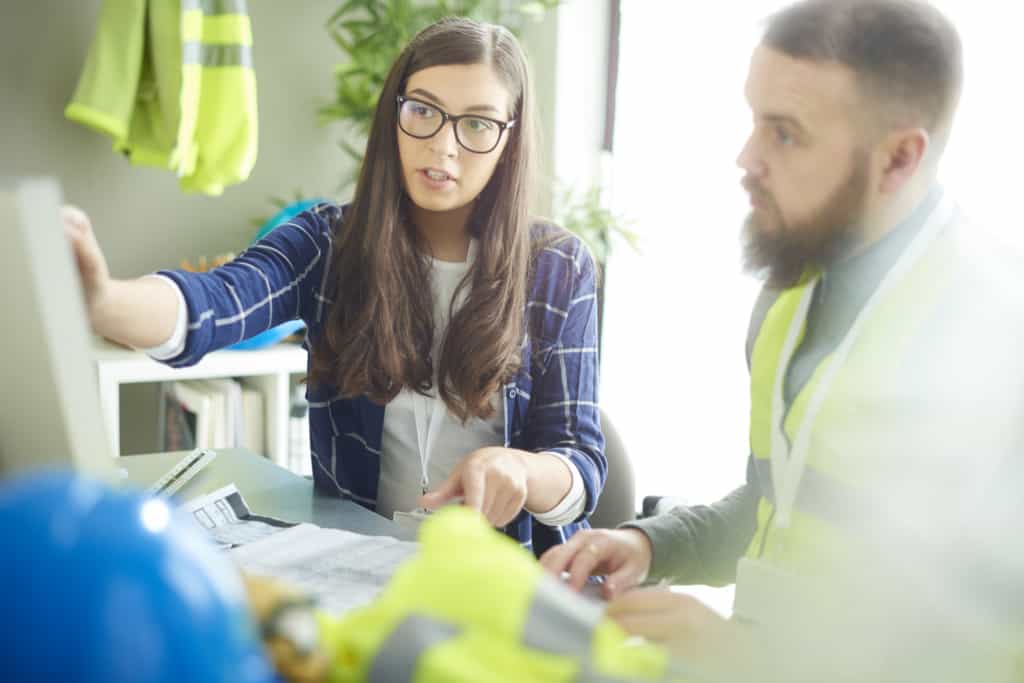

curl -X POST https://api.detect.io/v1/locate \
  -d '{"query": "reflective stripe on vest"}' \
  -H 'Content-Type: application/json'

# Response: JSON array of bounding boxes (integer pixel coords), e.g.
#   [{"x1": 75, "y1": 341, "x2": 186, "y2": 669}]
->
[
  {"x1": 524, "y1": 577, "x2": 626, "y2": 682},
  {"x1": 522, "y1": 576, "x2": 603, "y2": 658},
  {"x1": 752, "y1": 457, "x2": 873, "y2": 532},
  {"x1": 182, "y1": 0, "x2": 249, "y2": 15},
  {"x1": 366, "y1": 614, "x2": 461, "y2": 683},
  {"x1": 364, "y1": 585, "x2": 644, "y2": 683},
  {"x1": 180, "y1": 0, "x2": 253, "y2": 68},
  {"x1": 524, "y1": 576, "x2": 697, "y2": 683},
  {"x1": 182, "y1": 42, "x2": 253, "y2": 68}
]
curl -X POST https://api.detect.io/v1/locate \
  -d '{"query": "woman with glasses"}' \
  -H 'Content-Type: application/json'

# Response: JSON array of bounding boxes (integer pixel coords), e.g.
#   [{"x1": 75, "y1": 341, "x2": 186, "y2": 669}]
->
[{"x1": 65, "y1": 17, "x2": 605, "y2": 557}]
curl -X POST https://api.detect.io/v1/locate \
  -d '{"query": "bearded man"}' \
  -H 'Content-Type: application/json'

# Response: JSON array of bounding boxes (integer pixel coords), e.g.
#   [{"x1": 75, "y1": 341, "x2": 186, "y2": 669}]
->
[{"x1": 543, "y1": 1, "x2": 1024, "y2": 680}]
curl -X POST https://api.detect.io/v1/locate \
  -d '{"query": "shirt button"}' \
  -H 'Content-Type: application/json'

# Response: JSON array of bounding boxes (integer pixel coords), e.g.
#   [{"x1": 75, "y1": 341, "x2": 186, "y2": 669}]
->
[{"x1": 507, "y1": 388, "x2": 518, "y2": 399}]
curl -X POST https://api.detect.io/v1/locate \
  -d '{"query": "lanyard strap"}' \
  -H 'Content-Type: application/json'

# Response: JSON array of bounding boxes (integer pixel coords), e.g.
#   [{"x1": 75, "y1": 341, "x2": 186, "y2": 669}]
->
[
  {"x1": 409, "y1": 241, "x2": 476, "y2": 496},
  {"x1": 412, "y1": 391, "x2": 446, "y2": 494},
  {"x1": 770, "y1": 195, "x2": 957, "y2": 528}
]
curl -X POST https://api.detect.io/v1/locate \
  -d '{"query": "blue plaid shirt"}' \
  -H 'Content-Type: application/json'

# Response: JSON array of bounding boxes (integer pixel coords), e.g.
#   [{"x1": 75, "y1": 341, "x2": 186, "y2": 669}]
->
[{"x1": 159, "y1": 203, "x2": 606, "y2": 556}]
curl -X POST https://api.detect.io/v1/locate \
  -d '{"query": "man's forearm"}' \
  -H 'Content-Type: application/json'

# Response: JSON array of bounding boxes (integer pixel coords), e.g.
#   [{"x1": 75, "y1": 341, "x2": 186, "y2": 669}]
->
[{"x1": 623, "y1": 482, "x2": 759, "y2": 586}]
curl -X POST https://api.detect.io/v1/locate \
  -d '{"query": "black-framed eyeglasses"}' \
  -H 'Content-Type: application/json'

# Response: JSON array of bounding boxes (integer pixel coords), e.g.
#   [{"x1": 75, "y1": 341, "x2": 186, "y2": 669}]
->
[{"x1": 396, "y1": 95, "x2": 516, "y2": 154}]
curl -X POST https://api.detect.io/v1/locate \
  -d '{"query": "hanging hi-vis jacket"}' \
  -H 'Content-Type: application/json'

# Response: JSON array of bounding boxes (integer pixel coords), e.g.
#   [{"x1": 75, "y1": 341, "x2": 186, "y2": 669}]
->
[
  {"x1": 315, "y1": 507, "x2": 703, "y2": 683},
  {"x1": 736, "y1": 195, "x2": 1024, "y2": 680},
  {"x1": 65, "y1": 0, "x2": 257, "y2": 195}
]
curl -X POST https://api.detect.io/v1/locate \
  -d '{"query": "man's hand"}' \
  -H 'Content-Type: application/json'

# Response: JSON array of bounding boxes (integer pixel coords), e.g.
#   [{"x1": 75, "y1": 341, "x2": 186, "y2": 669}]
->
[
  {"x1": 419, "y1": 447, "x2": 529, "y2": 527},
  {"x1": 539, "y1": 527, "x2": 653, "y2": 599},
  {"x1": 607, "y1": 588, "x2": 739, "y2": 669}
]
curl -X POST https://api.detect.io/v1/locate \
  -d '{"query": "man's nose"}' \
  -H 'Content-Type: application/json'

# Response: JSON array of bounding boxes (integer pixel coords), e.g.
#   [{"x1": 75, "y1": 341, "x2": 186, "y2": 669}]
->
[{"x1": 736, "y1": 134, "x2": 765, "y2": 177}]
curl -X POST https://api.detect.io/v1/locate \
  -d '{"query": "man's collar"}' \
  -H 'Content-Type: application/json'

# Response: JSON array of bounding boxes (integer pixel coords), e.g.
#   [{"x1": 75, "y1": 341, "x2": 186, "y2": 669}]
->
[{"x1": 823, "y1": 185, "x2": 943, "y2": 299}]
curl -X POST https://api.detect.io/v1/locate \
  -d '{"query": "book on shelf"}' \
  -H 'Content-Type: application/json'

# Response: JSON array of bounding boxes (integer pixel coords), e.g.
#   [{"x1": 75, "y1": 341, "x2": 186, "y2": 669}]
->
[
  {"x1": 161, "y1": 378, "x2": 267, "y2": 456},
  {"x1": 289, "y1": 384, "x2": 311, "y2": 476},
  {"x1": 239, "y1": 382, "x2": 265, "y2": 456},
  {"x1": 197, "y1": 378, "x2": 244, "y2": 448},
  {"x1": 162, "y1": 385, "x2": 195, "y2": 452},
  {"x1": 163, "y1": 380, "x2": 213, "y2": 450}
]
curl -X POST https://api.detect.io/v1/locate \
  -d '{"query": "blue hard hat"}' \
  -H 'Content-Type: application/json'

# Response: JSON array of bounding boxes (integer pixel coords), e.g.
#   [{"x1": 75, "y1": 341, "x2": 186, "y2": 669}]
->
[{"x1": 0, "y1": 470, "x2": 278, "y2": 683}]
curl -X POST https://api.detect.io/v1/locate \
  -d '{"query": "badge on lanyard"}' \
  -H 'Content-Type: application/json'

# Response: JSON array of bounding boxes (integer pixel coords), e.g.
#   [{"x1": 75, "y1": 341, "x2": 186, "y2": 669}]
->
[
  {"x1": 393, "y1": 391, "x2": 446, "y2": 531},
  {"x1": 393, "y1": 507, "x2": 432, "y2": 532}
]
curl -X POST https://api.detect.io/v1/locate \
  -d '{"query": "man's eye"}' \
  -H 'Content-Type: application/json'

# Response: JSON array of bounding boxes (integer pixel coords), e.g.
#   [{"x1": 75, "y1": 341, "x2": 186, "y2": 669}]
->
[{"x1": 775, "y1": 126, "x2": 794, "y2": 145}]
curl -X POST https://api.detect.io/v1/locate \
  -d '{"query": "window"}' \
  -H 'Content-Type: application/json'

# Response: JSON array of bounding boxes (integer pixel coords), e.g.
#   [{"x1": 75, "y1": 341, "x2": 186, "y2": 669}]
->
[{"x1": 602, "y1": 1, "x2": 1024, "y2": 507}]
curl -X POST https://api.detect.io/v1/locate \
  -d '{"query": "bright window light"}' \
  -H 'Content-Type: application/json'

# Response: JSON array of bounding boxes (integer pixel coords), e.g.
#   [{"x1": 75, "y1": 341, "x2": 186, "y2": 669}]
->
[{"x1": 603, "y1": 0, "x2": 1024, "y2": 508}]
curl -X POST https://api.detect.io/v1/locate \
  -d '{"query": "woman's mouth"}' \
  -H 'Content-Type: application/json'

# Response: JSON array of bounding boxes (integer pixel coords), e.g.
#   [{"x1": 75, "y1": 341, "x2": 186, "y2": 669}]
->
[{"x1": 419, "y1": 168, "x2": 457, "y2": 190}]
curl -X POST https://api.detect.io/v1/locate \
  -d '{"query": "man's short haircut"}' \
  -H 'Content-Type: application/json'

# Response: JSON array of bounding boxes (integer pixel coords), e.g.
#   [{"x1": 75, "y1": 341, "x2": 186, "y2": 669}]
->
[{"x1": 763, "y1": 0, "x2": 962, "y2": 142}]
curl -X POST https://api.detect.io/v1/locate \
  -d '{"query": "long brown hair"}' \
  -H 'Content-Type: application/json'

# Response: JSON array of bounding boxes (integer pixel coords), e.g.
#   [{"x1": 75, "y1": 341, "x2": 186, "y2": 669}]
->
[{"x1": 308, "y1": 17, "x2": 537, "y2": 421}]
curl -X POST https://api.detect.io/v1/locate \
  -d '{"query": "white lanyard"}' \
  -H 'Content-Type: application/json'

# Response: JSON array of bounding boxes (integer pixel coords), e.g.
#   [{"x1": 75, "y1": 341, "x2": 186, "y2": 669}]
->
[
  {"x1": 769, "y1": 195, "x2": 956, "y2": 528},
  {"x1": 412, "y1": 391, "x2": 446, "y2": 495},
  {"x1": 408, "y1": 241, "x2": 476, "y2": 499}
]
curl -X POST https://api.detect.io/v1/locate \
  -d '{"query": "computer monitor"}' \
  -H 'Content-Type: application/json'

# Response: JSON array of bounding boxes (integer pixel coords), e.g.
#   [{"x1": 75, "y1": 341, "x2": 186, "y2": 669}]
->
[{"x1": 0, "y1": 177, "x2": 116, "y2": 481}]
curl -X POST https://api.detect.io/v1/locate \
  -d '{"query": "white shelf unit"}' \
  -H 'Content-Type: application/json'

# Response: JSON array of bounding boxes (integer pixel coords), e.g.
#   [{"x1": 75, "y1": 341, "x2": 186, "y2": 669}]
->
[{"x1": 92, "y1": 337, "x2": 307, "y2": 467}]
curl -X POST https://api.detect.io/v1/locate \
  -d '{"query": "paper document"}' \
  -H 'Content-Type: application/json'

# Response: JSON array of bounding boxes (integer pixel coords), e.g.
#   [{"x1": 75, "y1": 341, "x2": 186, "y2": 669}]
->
[
  {"x1": 186, "y1": 484, "x2": 293, "y2": 549},
  {"x1": 230, "y1": 523, "x2": 418, "y2": 615}
]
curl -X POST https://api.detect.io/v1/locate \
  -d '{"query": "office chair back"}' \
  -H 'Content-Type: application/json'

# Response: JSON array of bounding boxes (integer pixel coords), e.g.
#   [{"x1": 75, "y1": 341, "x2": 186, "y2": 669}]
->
[{"x1": 589, "y1": 409, "x2": 637, "y2": 528}]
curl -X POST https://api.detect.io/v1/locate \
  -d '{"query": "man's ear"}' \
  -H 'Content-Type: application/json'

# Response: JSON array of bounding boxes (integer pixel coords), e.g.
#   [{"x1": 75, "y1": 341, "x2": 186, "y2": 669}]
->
[{"x1": 878, "y1": 127, "x2": 929, "y2": 194}]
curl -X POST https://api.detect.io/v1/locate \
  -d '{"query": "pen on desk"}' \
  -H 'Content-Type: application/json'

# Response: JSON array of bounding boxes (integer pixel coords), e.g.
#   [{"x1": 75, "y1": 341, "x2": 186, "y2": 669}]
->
[{"x1": 154, "y1": 451, "x2": 204, "y2": 495}]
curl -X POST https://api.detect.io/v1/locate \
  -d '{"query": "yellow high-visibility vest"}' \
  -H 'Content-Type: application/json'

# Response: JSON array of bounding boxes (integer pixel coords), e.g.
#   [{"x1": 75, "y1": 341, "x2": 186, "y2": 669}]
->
[
  {"x1": 315, "y1": 507, "x2": 703, "y2": 683},
  {"x1": 174, "y1": 0, "x2": 257, "y2": 194},
  {"x1": 65, "y1": 0, "x2": 257, "y2": 195},
  {"x1": 742, "y1": 196, "x2": 1024, "y2": 680}
]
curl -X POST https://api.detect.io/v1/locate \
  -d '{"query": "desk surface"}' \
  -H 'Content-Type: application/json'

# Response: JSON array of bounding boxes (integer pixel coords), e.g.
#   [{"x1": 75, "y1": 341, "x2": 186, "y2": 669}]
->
[{"x1": 119, "y1": 448, "x2": 414, "y2": 540}]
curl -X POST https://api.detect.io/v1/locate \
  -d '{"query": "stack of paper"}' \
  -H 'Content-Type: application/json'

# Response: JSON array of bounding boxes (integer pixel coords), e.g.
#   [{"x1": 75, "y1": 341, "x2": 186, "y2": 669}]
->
[{"x1": 230, "y1": 523, "x2": 418, "y2": 615}]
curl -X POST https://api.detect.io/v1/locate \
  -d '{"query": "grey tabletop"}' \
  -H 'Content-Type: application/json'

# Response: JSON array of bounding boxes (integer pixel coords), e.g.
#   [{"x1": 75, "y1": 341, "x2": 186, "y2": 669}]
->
[{"x1": 118, "y1": 448, "x2": 415, "y2": 540}]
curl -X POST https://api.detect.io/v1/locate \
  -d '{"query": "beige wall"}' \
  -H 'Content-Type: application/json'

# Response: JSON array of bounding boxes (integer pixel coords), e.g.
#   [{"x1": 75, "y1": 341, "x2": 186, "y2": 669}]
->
[
  {"x1": 1, "y1": 1, "x2": 353, "y2": 277},
  {"x1": 520, "y1": 11, "x2": 559, "y2": 218},
  {"x1": 1, "y1": 1, "x2": 357, "y2": 453}
]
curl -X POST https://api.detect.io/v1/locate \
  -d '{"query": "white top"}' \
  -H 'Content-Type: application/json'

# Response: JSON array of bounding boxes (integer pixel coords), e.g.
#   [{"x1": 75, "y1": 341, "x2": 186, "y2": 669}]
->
[
  {"x1": 376, "y1": 248, "x2": 503, "y2": 518},
  {"x1": 144, "y1": 243, "x2": 585, "y2": 527}
]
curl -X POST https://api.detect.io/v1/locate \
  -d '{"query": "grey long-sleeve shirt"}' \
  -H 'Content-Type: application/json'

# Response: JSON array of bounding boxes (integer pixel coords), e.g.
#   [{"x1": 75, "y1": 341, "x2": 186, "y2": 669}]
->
[{"x1": 626, "y1": 188, "x2": 940, "y2": 586}]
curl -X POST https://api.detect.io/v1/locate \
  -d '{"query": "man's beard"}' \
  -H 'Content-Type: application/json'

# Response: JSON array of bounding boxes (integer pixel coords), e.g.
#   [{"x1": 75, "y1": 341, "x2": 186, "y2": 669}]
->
[{"x1": 742, "y1": 151, "x2": 871, "y2": 288}]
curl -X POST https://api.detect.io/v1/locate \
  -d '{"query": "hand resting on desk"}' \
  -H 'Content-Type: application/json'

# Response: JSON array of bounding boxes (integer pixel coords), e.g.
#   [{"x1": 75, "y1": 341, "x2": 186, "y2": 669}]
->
[{"x1": 539, "y1": 527, "x2": 654, "y2": 600}]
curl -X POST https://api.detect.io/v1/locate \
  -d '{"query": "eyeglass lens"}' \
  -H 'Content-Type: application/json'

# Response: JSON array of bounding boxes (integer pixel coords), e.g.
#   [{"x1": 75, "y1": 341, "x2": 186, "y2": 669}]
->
[{"x1": 398, "y1": 99, "x2": 503, "y2": 153}]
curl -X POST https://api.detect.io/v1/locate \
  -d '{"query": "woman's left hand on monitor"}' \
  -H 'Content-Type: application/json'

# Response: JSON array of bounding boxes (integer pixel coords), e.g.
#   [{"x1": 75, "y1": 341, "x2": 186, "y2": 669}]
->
[
  {"x1": 62, "y1": 206, "x2": 110, "y2": 313},
  {"x1": 61, "y1": 205, "x2": 183, "y2": 349}
]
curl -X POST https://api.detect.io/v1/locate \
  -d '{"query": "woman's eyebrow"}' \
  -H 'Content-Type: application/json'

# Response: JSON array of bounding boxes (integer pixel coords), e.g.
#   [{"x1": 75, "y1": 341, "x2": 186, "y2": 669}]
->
[{"x1": 406, "y1": 87, "x2": 501, "y2": 114}]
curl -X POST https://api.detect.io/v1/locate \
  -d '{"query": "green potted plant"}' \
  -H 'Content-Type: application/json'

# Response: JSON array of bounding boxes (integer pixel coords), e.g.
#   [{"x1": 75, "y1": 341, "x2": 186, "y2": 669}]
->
[
  {"x1": 552, "y1": 182, "x2": 637, "y2": 349},
  {"x1": 553, "y1": 183, "x2": 637, "y2": 268}
]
